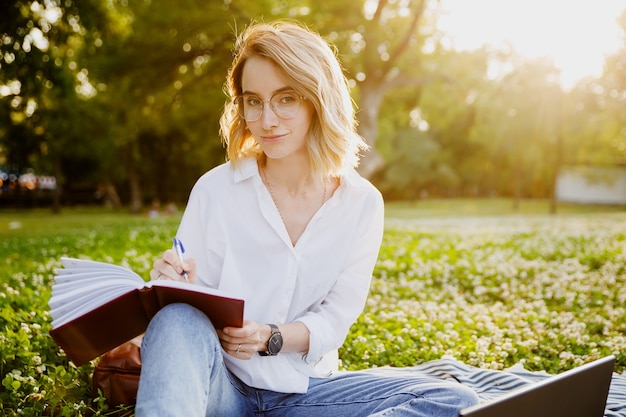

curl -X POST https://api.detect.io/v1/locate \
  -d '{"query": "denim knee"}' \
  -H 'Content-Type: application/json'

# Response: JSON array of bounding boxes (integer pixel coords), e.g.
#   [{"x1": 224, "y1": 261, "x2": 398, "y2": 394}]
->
[
  {"x1": 145, "y1": 303, "x2": 220, "y2": 350},
  {"x1": 451, "y1": 383, "x2": 480, "y2": 409}
]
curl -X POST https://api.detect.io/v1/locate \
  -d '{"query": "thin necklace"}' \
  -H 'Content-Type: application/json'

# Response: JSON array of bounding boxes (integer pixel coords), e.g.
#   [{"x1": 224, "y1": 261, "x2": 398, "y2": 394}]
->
[{"x1": 262, "y1": 167, "x2": 328, "y2": 224}]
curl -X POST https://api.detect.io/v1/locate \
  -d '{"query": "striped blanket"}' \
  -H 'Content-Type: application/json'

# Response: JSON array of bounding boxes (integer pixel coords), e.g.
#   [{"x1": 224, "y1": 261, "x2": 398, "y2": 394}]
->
[{"x1": 363, "y1": 357, "x2": 626, "y2": 416}]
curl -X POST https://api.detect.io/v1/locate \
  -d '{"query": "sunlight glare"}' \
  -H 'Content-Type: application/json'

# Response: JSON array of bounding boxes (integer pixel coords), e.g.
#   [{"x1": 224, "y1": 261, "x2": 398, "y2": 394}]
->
[{"x1": 436, "y1": 0, "x2": 626, "y2": 89}]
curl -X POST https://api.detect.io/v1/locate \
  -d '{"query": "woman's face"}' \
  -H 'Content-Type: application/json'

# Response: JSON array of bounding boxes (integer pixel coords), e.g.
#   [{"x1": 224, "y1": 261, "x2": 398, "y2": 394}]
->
[{"x1": 240, "y1": 55, "x2": 314, "y2": 162}]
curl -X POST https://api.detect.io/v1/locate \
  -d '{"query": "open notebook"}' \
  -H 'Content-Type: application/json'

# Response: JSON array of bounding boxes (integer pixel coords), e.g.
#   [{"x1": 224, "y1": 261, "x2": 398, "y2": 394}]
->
[{"x1": 460, "y1": 355, "x2": 615, "y2": 417}]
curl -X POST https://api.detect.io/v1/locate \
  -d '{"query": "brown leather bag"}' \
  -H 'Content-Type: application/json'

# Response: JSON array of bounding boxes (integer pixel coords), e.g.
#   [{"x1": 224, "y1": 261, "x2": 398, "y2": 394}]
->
[{"x1": 92, "y1": 336, "x2": 142, "y2": 413}]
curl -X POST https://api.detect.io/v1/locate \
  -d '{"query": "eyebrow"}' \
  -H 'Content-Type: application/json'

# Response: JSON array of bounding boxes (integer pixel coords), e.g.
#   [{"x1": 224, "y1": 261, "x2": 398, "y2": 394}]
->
[{"x1": 241, "y1": 86, "x2": 296, "y2": 96}]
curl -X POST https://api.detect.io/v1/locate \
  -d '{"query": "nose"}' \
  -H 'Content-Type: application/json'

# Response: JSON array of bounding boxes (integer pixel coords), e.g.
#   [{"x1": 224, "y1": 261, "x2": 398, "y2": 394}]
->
[{"x1": 261, "y1": 101, "x2": 279, "y2": 129}]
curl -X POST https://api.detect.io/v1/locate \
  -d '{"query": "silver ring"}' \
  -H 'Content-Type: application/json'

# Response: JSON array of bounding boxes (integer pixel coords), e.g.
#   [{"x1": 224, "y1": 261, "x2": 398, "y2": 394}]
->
[
  {"x1": 158, "y1": 273, "x2": 165, "y2": 280},
  {"x1": 236, "y1": 344, "x2": 241, "y2": 354}
]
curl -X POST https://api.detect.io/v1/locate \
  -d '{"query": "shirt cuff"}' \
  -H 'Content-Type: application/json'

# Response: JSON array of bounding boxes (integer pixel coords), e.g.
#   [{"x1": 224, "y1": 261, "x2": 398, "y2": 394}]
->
[{"x1": 296, "y1": 314, "x2": 337, "y2": 365}]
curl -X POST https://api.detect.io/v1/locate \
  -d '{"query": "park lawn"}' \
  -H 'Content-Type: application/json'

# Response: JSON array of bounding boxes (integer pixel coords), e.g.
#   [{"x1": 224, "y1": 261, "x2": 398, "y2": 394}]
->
[{"x1": 0, "y1": 199, "x2": 625, "y2": 416}]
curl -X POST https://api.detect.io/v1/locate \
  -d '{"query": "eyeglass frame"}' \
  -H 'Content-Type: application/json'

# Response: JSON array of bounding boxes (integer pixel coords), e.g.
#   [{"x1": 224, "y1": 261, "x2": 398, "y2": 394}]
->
[{"x1": 233, "y1": 90, "x2": 307, "y2": 122}]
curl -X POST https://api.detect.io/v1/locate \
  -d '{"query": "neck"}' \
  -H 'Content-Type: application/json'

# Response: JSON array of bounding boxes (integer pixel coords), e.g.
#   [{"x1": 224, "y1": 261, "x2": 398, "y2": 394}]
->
[
  {"x1": 262, "y1": 158, "x2": 318, "y2": 195},
  {"x1": 260, "y1": 157, "x2": 330, "y2": 246}
]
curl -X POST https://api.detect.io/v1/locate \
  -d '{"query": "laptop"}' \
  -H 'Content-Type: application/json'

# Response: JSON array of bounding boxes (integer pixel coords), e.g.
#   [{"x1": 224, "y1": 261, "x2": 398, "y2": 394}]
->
[{"x1": 459, "y1": 355, "x2": 615, "y2": 417}]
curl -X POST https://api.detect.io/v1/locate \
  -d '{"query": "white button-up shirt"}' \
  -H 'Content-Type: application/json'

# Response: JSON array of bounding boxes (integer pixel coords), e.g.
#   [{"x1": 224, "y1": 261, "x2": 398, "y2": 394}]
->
[{"x1": 176, "y1": 158, "x2": 384, "y2": 393}]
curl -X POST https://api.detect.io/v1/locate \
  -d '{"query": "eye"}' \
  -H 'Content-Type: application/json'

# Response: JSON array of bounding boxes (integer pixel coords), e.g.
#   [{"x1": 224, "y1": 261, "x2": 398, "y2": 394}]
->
[
  {"x1": 245, "y1": 96, "x2": 262, "y2": 107},
  {"x1": 276, "y1": 92, "x2": 299, "y2": 105}
]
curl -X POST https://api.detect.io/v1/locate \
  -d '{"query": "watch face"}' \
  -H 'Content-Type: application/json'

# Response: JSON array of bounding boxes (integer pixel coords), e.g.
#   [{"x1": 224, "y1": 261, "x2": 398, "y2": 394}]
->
[{"x1": 268, "y1": 334, "x2": 283, "y2": 355}]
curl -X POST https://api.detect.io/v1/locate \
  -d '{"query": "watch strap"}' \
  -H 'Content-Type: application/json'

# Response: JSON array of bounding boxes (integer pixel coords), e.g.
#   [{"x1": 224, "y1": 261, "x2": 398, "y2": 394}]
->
[
  {"x1": 259, "y1": 323, "x2": 282, "y2": 356},
  {"x1": 268, "y1": 323, "x2": 280, "y2": 336}
]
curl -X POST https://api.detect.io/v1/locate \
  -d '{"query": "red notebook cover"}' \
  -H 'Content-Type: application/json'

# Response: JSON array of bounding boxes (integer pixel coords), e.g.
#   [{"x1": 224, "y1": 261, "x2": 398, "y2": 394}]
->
[{"x1": 50, "y1": 285, "x2": 244, "y2": 366}]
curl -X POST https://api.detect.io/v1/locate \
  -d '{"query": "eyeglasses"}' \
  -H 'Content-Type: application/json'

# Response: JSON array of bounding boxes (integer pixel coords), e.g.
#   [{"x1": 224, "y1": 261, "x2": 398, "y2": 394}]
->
[{"x1": 234, "y1": 90, "x2": 306, "y2": 122}]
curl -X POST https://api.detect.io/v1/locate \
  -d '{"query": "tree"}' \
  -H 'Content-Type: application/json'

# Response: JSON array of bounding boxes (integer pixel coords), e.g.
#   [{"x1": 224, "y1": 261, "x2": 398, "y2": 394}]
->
[
  {"x1": 372, "y1": 47, "x2": 488, "y2": 200},
  {"x1": 6, "y1": 0, "x2": 623, "y2": 209},
  {"x1": 414, "y1": 49, "x2": 487, "y2": 197},
  {"x1": 85, "y1": 0, "x2": 297, "y2": 211},
  {"x1": 0, "y1": 0, "x2": 111, "y2": 211},
  {"x1": 468, "y1": 52, "x2": 563, "y2": 207},
  {"x1": 599, "y1": 8, "x2": 626, "y2": 162},
  {"x1": 301, "y1": 0, "x2": 438, "y2": 178},
  {"x1": 1, "y1": 1, "x2": 509, "y2": 207}
]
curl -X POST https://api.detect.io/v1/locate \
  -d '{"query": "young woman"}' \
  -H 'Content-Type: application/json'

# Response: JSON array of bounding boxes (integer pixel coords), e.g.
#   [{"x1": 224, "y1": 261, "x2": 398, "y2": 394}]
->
[{"x1": 135, "y1": 20, "x2": 479, "y2": 416}]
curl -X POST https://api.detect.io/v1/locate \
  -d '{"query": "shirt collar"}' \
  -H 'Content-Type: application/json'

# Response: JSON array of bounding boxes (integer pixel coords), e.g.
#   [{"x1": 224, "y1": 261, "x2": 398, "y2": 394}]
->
[
  {"x1": 232, "y1": 158, "x2": 259, "y2": 183},
  {"x1": 231, "y1": 157, "x2": 365, "y2": 188},
  {"x1": 340, "y1": 167, "x2": 367, "y2": 188}
]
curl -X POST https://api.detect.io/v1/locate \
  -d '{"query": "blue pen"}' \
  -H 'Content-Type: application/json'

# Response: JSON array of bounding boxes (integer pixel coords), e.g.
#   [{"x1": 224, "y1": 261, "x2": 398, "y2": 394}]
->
[{"x1": 173, "y1": 238, "x2": 189, "y2": 281}]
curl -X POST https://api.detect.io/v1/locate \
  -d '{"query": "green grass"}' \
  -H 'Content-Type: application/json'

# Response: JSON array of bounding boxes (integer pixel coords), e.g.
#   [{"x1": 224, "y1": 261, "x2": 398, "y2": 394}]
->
[
  {"x1": 384, "y1": 198, "x2": 626, "y2": 218},
  {"x1": 0, "y1": 199, "x2": 624, "y2": 415}
]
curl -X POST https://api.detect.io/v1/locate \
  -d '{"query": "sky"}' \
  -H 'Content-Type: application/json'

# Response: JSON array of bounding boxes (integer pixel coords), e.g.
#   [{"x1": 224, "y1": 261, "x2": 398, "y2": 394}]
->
[{"x1": 435, "y1": 0, "x2": 626, "y2": 89}]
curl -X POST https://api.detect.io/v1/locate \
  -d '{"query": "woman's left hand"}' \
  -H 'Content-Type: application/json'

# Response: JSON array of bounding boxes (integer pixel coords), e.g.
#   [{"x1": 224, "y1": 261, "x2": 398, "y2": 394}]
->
[{"x1": 218, "y1": 320, "x2": 269, "y2": 360}]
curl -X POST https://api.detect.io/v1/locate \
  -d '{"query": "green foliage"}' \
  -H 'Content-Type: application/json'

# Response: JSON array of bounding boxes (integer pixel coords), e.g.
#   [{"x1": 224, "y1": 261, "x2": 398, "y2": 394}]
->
[
  {"x1": 374, "y1": 128, "x2": 446, "y2": 199},
  {"x1": 3, "y1": 1, "x2": 626, "y2": 208},
  {"x1": 341, "y1": 213, "x2": 626, "y2": 375},
  {"x1": 1, "y1": 204, "x2": 625, "y2": 415},
  {"x1": 0, "y1": 210, "x2": 180, "y2": 415},
  {"x1": 0, "y1": 0, "x2": 110, "y2": 172}
]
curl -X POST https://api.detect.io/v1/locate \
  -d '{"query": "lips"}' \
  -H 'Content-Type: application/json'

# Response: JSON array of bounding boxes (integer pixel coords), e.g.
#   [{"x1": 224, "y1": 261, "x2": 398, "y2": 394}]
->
[{"x1": 261, "y1": 133, "x2": 287, "y2": 143}]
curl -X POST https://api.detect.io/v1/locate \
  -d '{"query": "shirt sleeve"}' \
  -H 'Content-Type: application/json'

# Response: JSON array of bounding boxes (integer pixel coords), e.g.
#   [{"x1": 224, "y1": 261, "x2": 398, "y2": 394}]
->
[
  {"x1": 174, "y1": 172, "x2": 224, "y2": 290},
  {"x1": 296, "y1": 187, "x2": 384, "y2": 365}
]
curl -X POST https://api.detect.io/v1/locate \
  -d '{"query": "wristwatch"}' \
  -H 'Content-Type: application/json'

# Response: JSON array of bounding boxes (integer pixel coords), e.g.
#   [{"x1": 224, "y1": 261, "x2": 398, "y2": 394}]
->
[{"x1": 259, "y1": 324, "x2": 283, "y2": 356}]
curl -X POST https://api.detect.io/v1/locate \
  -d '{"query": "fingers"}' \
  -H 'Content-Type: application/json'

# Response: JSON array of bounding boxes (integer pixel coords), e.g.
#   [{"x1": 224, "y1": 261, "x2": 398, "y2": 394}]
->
[
  {"x1": 224, "y1": 340, "x2": 254, "y2": 359},
  {"x1": 232, "y1": 342, "x2": 245, "y2": 356},
  {"x1": 150, "y1": 255, "x2": 178, "y2": 281},
  {"x1": 222, "y1": 320, "x2": 256, "y2": 337},
  {"x1": 218, "y1": 321, "x2": 265, "y2": 360},
  {"x1": 185, "y1": 258, "x2": 197, "y2": 281},
  {"x1": 150, "y1": 250, "x2": 196, "y2": 283}
]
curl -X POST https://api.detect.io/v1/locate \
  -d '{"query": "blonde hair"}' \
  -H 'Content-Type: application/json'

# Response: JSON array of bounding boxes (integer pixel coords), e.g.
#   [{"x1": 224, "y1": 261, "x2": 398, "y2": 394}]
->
[{"x1": 219, "y1": 21, "x2": 368, "y2": 177}]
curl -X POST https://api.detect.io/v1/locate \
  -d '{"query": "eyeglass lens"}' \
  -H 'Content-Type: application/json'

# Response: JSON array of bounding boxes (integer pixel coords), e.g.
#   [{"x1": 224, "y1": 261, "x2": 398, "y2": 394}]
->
[{"x1": 236, "y1": 91, "x2": 303, "y2": 121}]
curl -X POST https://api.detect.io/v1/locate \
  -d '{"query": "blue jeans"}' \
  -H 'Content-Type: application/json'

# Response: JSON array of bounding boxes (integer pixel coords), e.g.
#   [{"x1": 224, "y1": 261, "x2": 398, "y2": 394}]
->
[{"x1": 135, "y1": 304, "x2": 479, "y2": 417}]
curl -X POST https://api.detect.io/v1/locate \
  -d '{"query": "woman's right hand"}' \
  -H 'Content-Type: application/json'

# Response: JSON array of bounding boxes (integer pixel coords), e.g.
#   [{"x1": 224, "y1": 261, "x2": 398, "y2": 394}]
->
[{"x1": 150, "y1": 249, "x2": 197, "y2": 283}]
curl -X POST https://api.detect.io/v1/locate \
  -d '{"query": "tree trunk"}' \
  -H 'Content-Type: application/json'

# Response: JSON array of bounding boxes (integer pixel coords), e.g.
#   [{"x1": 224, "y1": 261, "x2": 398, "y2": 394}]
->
[
  {"x1": 127, "y1": 168, "x2": 143, "y2": 213},
  {"x1": 512, "y1": 160, "x2": 522, "y2": 211},
  {"x1": 550, "y1": 102, "x2": 565, "y2": 215},
  {"x1": 355, "y1": 0, "x2": 426, "y2": 180},
  {"x1": 356, "y1": 80, "x2": 386, "y2": 179},
  {"x1": 549, "y1": 135, "x2": 562, "y2": 215},
  {"x1": 103, "y1": 181, "x2": 122, "y2": 209},
  {"x1": 51, "y1": 157, "x2": 62, "y2": 214}
]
